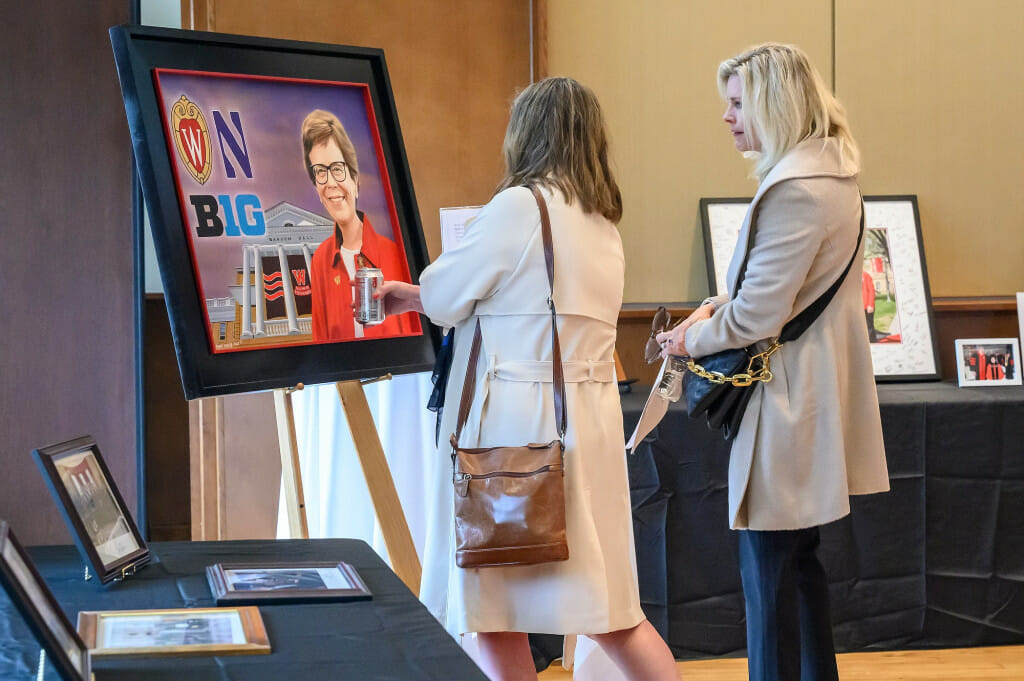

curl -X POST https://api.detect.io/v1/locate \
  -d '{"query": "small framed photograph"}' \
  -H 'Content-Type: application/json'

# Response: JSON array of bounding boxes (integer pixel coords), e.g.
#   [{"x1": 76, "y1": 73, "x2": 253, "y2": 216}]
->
[
  {"x1": 0, "y1": 521, "x2": 92, "y2": 681},
  {"x1": 32, "y1": 436, "x2": 150, "y2": 584},
  {"x1": 206, "y1": 561, "x2": 371, "y2": 605},
  {"x1": 77, "y1": 606, "x2": 270, "y2": 658},
  {"x1": 954, "y1": 338, "x2": 1022, "y2": 387},
  {"x1": 699, "y1": 195, "x2": 940, "y2": 381}
]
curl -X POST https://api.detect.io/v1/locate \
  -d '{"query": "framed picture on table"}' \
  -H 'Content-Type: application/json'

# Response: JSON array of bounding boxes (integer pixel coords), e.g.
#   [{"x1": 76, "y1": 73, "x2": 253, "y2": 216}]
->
[
  {"x1": 698, "y1": 195, "x2": 940, "y2": 381},
  {"x1": 0, "y1": 521, "x2": 92, "y2": 681},
  {"x1": 954, "y1": 338, "x2": 1022, "y2": 387},
  {"x1": 206, "y1": 561, "x2": 371, "y2": 605},
  {"x1": 32, "y1": 436, "x2": 150, "y2": 584},
  {"x1": 77, "y1": 606, "x2": 270, "y2": 658}
]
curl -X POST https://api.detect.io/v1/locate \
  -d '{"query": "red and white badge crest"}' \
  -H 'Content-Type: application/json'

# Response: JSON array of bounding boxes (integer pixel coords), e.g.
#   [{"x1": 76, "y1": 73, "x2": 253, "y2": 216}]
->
[{"x1": 170, "y1": 95, "x2": 212, "y2": 185}]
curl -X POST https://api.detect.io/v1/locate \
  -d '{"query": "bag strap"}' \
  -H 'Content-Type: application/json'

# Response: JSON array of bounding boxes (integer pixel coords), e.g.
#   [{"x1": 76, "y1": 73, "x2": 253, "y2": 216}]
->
[
  {"x1": 452, "y1": 186, "x2": 566, "y2": 448},
  {"x1": 778, "y1": 200, "x2": 865, "y2": 342}
]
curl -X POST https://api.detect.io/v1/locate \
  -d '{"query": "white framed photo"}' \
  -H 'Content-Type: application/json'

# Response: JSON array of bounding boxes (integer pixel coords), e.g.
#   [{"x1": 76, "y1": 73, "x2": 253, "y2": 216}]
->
[
  {"x1": 1016, "y1": 292, "x2": 1024, "y2": 346},
  {"x1": 954, "y1": 338, "x2": 1022, "y2": 387},
  {"x1": 699, "y1": 195, "x2": 940, "y2": 382}
]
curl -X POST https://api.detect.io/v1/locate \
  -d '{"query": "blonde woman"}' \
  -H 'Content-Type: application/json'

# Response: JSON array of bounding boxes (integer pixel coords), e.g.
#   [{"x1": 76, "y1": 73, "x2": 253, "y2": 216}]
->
[
  {"x1": 379, "y1": 78, "x2": 677, "y2": 681},
  {"x1": 657, "y1": 44, "x2": 889, "y2": 681}
]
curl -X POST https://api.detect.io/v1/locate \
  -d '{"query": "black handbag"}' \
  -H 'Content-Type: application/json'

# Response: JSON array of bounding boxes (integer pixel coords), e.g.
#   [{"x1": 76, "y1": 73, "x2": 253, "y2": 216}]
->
[{"x1": 684, "y1": 199, "x2": 865, "y2": 440}]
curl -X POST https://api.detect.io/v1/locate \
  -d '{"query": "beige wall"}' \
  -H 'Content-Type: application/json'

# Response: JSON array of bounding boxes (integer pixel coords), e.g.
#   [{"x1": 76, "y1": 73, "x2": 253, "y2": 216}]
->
[
  {"x1": 837, "y1": 0, "x2": 1024, "y2": 296},
  {"x1": 546, "y1": 0, "x2": 1024, "y2": 301}
]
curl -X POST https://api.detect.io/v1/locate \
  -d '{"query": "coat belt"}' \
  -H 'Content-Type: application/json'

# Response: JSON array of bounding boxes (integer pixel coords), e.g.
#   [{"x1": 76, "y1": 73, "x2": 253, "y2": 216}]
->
[{"x1": 486, "y1": 357, "x2": 616, "y2": 383}]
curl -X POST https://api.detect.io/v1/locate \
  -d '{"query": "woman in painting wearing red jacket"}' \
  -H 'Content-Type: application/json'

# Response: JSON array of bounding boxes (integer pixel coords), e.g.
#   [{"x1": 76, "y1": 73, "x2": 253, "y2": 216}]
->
[{"x1": 303, "y1": 109, "x2": 414, "y2": 341}]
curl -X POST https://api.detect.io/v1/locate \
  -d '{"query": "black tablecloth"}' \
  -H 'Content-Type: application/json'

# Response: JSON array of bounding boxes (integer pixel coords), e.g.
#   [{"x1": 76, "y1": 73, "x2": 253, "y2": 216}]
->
[
  {"x1": 0, "y1": 539, "x2": 487, "y2": 681},
  {"x1": 623, "y1": 380, "x2": 1024, "y2": 658}
]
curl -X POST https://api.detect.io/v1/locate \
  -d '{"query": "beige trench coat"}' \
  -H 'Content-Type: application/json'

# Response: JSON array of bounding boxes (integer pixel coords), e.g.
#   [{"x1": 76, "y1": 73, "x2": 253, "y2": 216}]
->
[
  {"x1": 417, "y1": 186, "x2": 644, "y2": 636},
  {"x1": 685, "y1": 138, "x2": 890, "y2": 531}
]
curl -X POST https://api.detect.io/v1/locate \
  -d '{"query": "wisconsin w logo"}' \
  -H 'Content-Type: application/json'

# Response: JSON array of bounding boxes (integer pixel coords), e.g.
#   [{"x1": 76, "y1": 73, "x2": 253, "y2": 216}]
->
[{"x1": 170, "y1": 95, "x2": 212, "y2": 185}]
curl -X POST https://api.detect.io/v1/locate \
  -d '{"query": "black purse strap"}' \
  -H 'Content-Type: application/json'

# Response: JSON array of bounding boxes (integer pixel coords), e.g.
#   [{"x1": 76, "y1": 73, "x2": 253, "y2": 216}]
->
[
  {"x1": 732, "y1": 193, "x2": 866, "y2": 344},
  {"x1": 452, "y1": 186, "x2": 566, "y2": 447}
]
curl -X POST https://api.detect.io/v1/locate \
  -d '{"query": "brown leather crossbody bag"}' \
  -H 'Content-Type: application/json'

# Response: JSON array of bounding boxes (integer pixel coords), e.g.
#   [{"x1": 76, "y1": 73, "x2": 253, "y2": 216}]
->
[{"x1": 450, "y1": 185, "x2": 569, "y2": 569}]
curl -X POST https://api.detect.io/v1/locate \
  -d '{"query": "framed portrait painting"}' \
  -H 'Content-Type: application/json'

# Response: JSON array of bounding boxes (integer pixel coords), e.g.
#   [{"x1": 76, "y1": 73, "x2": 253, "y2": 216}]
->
[
  {"x1": 110, "y1": 24, "x2": 440, "y2": 398},
  {"x1": 206, "y1": 561, "x2": 371, "y2": 605},
  {"x1": 698, "y1": 195, "x2": 940, "y2": 381},
  {"x1": 0, "y1": 521, "x2": 92, "y2": 681},
  {"x1": 32, "y1": 436, "x2": 150, "y2": 584}
]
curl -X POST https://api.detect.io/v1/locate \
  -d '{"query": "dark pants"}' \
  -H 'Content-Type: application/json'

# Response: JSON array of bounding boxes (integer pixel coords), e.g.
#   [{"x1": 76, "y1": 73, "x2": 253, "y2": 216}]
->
[{"x1": 738, "y1": 527, "x2": 839, "y2": 681}]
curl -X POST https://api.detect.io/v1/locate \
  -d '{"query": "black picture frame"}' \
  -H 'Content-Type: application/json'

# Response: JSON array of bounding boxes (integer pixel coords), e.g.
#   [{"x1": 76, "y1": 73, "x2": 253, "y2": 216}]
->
[
  {"x1": 0, "y1": 521, "x2": 92, "y2": 681},
  {"x1": 109, "y1": 24, "x2": 440, "y2": 399},
  {"x1": 206, "y1": 561, "x2": 371, "y2": 606},
  {"x1": 32, "y1": 436, "x2": 150, "y2": 584},
  {"x1": 698, "y1": 195, "x2": 941, "y2": 382}
]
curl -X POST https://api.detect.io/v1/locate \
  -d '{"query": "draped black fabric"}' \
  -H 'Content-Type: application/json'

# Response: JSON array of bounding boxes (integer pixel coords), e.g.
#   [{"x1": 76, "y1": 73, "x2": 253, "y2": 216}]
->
[
  {"x1": 1, "y1": 539, "x2": 487, "y2": 681},
  {"x1": 621, "y1": 381, "x2": 1024, "y2": 658},
  {"x1": 527, "y1": 382, "x2": 1024, "y2": 668}
]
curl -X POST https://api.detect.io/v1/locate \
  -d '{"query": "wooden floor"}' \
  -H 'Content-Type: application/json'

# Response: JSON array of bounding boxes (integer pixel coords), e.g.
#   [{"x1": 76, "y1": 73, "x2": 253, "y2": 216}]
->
[{"x1": 537, "y1": 645, "x2": 1024, "y2": 680}]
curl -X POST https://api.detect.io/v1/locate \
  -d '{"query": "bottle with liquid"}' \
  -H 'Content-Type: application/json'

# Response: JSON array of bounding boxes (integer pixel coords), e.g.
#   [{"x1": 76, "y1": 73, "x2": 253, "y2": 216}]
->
[{"x1": 656, "y1": 356, "x2": 688, "y2": 402}]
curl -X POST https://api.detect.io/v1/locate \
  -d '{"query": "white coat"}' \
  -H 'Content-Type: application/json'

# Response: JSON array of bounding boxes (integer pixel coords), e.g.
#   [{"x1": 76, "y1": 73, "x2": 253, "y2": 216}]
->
[
  {"x1": 418, "y1": 186, "x2": 645, "y2": 636},
  {"x1": 685, "y1": 138, "x2": 890, "y2": 531}
]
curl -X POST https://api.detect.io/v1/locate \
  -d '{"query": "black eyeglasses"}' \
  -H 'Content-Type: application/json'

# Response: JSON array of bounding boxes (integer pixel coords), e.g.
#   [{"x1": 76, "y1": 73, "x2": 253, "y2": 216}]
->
[
  {"x1": 644, "y1": 306, "x2": 670, "y2": 363},
  {"x1": 310, "y1": 161, "x2": 348, "y2": 185}
]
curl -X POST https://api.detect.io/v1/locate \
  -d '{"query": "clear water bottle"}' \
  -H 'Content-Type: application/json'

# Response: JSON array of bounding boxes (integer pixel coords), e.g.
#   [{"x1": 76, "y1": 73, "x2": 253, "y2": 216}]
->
[{"x1": 657, "y1": 356, "x2": 688, "y2": 402}]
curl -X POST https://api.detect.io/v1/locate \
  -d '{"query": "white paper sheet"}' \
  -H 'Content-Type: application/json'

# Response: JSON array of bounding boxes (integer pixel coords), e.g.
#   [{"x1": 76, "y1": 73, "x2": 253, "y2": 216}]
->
[
  {"x1": 625, "y1": 357, "x2": 671, "y2": 452},
  {"x1": 439, "y1": 205, "x2": 482, "y2": 252}
]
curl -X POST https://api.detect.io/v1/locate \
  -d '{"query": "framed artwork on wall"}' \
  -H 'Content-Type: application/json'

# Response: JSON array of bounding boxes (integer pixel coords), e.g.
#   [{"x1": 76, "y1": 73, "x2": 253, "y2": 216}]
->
[
  {"x1": 954, "y1": 338, "x2": 1021, "y2": 387},
  {"x1": 698, "y1": 195, "x2": 940, "y2": 381},
  {"x1": 110, "y1": 24, "x2": 439, "y2": 398},
  {"x1": 0, "y1": 522, "x2": 92, "y2": 681},
  {"x1": 32, "y1": 436, "x2": 150, "y2": 584}
]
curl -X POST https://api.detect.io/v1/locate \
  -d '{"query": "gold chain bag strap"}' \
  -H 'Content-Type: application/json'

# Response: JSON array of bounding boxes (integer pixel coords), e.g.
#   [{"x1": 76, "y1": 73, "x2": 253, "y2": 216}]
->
[{"x1": 450, "y1": 185, "x2": 569, "y2": 569}]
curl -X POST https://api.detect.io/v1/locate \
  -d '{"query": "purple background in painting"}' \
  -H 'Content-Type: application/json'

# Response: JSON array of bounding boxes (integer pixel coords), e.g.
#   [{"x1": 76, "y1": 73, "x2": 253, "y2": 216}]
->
[{"x1": 155, "y1": 70, "x2": 400, "y2": 299}]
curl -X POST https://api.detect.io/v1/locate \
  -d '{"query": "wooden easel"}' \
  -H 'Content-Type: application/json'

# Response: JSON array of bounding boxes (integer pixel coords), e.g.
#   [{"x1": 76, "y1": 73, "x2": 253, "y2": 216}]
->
[{"x1": 273, "y1": 378, "x2": 422, "y2": 595}]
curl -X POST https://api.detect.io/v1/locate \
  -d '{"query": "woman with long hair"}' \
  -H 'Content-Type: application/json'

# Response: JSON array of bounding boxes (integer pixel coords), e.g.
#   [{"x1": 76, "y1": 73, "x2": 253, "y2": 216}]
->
[{"x1": 378, "y1": 77, "x2": 677, "y2": 681}]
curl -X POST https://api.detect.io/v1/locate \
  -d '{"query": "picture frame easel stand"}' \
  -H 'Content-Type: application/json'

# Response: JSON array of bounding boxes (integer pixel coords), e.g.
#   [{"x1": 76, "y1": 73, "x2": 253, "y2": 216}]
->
[{"x1": 272, "y1": 378, "x2": 422, "y2": 595}]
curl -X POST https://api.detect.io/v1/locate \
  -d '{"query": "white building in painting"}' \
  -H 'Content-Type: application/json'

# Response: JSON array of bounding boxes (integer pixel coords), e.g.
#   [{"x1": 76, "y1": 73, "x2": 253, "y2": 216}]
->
[{"x1": 208, "y1": 201, "x2": 333, "y2": 347}]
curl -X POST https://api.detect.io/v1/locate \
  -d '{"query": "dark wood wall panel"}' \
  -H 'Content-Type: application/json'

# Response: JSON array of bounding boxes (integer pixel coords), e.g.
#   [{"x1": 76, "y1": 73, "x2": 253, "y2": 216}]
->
[
  {"x1": 0, "y1": 2, "x2": 136, "y2": 544},
  {"x1": 144, "y1": 296, "x2": 190, "y2": 541}
]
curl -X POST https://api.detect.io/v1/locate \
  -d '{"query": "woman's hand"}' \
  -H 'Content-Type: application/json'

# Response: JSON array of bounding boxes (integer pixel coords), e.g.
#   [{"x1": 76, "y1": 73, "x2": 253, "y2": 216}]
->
[
  {"x1": 374, "y1": 280, "x2": 424, "y2": 316},
  {"x1": 654, "y1": 302, "x2": 715, "y2": 358}
]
